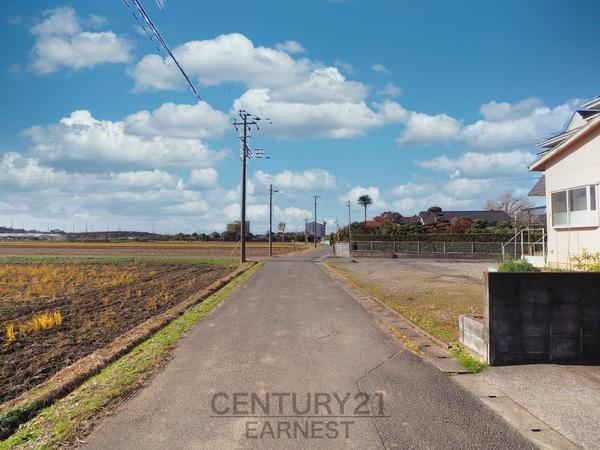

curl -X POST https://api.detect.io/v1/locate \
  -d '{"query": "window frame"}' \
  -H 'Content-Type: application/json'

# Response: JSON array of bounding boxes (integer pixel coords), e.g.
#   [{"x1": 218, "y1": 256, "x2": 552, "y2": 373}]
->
[{"x1": 550, "y1": 184, "x2": 599, "y2": 229}]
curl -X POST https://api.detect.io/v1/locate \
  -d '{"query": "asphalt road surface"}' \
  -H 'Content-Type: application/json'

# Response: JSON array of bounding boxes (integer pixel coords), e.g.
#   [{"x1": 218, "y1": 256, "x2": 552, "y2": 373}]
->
[{"x1": 83, "y1": 249, "x2": 532, "y2": 449}]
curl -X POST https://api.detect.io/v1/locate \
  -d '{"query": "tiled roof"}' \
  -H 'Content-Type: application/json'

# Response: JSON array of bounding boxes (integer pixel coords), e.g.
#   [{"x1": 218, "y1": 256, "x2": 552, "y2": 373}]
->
[{"x1": 528, "y1": 175, "x2": 546, "y2": 197}]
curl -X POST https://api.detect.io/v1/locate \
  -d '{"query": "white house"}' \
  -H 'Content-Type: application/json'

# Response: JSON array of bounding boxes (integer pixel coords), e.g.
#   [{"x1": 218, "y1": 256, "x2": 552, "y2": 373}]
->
[{"x1": 529, "y1": 97, "x2": 600, "y2": 268}]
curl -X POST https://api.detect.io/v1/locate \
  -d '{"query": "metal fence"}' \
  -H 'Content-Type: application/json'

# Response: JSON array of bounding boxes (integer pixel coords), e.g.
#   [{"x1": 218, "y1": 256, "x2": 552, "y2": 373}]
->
[{"x1": 348, "y1": 240, "x2": 522, "y2": 255}]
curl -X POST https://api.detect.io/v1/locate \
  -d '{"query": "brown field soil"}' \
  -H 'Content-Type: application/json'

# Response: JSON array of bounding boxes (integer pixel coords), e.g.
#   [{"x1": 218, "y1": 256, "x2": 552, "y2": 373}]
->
[
  {"x1": 326, "y1": 257, "x2": 497, "y2": 345},
  {"x1": 0, "y1": 241, "x2": 307, "y2": 258},
  {"x1": 0, "y1": 261, "x2": 235, "y2": 404}
]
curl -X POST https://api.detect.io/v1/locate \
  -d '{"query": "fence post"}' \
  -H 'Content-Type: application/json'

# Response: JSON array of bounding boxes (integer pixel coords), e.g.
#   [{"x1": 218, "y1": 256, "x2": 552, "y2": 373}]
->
[
  {"x1": 393, "y1": 241, "x2": 397, "y2": 252},
  {"x1": 471, "y1": 242, "x2": 474, "y2": 255},
  {"x1": 417, "y1": 241, "x2": 420, "y2": 253},
  {"x1": 443, "y1": 241, "x2": 446, "y2": 254},
  {"x1": 370, "y1": 241, "x2": 373, "y2": 252}
]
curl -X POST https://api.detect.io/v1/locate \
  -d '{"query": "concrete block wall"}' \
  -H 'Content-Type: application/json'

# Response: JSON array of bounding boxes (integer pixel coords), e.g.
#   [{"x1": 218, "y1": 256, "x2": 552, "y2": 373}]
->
[{"x1": 485, "y1": 272, "x2": 600, "y2": 365}]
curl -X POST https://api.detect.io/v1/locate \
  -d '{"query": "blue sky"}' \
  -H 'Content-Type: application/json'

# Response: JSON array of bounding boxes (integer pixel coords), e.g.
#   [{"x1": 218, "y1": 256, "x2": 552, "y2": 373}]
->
[{"x1": 1, "y1": 0, "x2": 599, "y2": 233}]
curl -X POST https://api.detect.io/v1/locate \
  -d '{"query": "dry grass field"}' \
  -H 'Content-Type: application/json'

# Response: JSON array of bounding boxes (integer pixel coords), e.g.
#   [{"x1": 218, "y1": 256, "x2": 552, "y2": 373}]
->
[
  {"x1": 326, "y1": 257, "x2": 497, "y2": 345},
  {"x1": 0, "y1": 241, "x2": 308, "y2": 258},
  {"x1": 0, "y1": 258, "x2": 236, "y2": 404}
]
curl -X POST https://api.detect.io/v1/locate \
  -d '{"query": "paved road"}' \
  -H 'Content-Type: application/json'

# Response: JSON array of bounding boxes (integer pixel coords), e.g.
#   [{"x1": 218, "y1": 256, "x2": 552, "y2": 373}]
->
[{"x1": 83, "y1": 250, "x2": 531, "y2": 449}]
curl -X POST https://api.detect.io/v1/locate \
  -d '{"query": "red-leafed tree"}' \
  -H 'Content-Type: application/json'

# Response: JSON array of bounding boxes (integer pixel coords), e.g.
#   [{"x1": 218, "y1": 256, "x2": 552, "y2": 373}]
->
[{"x1": 373, "y1": 211, "x2": 403, "y2": 224}]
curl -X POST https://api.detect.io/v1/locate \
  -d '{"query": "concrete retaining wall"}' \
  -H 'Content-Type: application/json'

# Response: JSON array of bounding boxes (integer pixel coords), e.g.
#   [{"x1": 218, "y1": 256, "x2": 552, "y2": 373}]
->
[
  {"x1": 459, "y1": 315, "x2": 487, "y2": 359},
  {"x1": 485, "y1": 272, "x2": 600, "y2": 365},
  {"x1": 332, "y1": 242, "x2": 350, "y2": 257}
]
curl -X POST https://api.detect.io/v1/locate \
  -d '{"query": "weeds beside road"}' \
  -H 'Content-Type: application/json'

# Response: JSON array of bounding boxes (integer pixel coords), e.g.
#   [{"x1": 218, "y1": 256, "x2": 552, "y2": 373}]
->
[{"x1": 325, "y1": 257, "x2": 495, "y2": 346}]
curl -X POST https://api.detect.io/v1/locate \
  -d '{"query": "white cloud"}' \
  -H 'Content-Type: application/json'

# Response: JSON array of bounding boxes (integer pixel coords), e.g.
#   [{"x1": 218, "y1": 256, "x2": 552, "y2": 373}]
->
[
  {"x1": 123, "y1": 101, "x2": 229, "y2": 139},
  {"x1": 479, "y1": 97, "x2": 544, "y2": 122},
  {"x1": 391, "y1": 182, "x2": 436, "y2": 198},
  {"x1": 388, "y1": 175, "x2": 531, "y2": 215},
  {"x1": 188, "y1": 168, "x2": 218, "y2": 189},
  {"x1": 417, "y1": 150, "x2": 536, "y2": 179},
  {"x1": 131, "y1": 33, "x2": 408, "y2": 139},
  {"x1": 461, "y1": 99, "x2": 579, "y2": 150},
  {"x1": 278, "y1": 206, "x2": 312, "y2": 223},
  {"x1": 87, "y1": 14, "x2": 107, "y2": 28},
  {"x1": 275, "y1": 40, "x2": 306, "y2": 54},
  {"x1": 377, "y1": 83, "x2": 402, "y2": 98},
  {"x1": 30, "y1": 6, "x2": 132, "y2": 74},
  {"x1": 339, "y1": 186, "x2": 388, "y2": 211},
  {"x1": 334, "y1": 60, "x2": 355, "y2": 75},
  {"x1": 129, "y1": 33, "x2": 314, "y2": 92},
  {"x1": 0, "y1": 147, "x2": 329, "y2": 233},
  {"x1": 0, "y1": 152, "x2": 237, "y2": 234},
  {"x1": 23, "y1": 109, "x2": 227, "y2": 171},
  {"x1": 268, "y1": 67, "x2": 367, "y2": 104},
  {"x1": 395, "y1": 97, "x2": 579, "y2": 149},
  {"x1": 234, "y1": 90, "x2": 407, "y2": 139},
  {"x1": 396, "y1": 112, "x2": 462, "y2": 146},
  {"x1": 372, "y1": 63, "x2": 390, "y2": 75},
  {"x1": 444, "y1": 178, "x2": 497, "y2": 199},
  {"x1": 254, "y1": 169, "x2": 337, "y2": 191}
]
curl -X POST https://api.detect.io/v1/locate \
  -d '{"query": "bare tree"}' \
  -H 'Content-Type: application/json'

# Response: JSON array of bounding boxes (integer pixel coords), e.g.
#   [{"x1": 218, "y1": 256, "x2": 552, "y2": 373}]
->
[{"x1": 485, "y1": 192, "x2": 533, "y2": 225}]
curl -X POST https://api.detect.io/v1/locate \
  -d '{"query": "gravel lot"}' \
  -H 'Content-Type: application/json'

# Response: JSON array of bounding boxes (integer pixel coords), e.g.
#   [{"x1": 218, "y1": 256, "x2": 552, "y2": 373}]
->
[{"x1": 326, "y1": 256, "x2": 500, "y2": 343}]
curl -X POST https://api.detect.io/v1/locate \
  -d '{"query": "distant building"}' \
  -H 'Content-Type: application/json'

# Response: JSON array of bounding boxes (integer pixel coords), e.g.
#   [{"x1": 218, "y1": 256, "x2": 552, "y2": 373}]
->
[
  {"x1": 226, "y1": 221, "x2": 250, "y2": 236},
  {"x1": 418, "y1": 209, "x2": 512, "y2": 225},
  {"x1": 305, "y1": 221, "x2": 326, "y2": 239}
]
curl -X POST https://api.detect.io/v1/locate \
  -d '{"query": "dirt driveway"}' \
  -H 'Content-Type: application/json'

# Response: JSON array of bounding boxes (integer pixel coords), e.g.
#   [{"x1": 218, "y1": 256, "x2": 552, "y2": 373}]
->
[{"x1": 326, "y1": 257, "x2": 499, "y2": 344}]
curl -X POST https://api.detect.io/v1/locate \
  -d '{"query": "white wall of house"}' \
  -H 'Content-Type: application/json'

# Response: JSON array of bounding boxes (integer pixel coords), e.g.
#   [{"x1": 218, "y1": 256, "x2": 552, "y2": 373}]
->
[{"x1": 544, "y1": 126, "x2": 600, "y2": 268}]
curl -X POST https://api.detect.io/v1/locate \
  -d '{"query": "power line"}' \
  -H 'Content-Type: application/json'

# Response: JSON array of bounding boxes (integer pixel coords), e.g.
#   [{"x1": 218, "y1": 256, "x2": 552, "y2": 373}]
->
[{"x1": 122, "y1": 0, "x2": 201, "y2": 100}]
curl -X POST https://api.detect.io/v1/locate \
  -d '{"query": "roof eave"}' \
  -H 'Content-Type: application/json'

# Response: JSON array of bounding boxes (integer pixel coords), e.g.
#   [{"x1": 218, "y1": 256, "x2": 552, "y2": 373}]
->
[{"x1": 530, "y1": 115, "x2": 600, "y2": 172}]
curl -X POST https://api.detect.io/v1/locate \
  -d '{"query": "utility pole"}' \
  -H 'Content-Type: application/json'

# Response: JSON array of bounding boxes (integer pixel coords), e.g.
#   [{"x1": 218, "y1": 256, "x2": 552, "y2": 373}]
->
[
  {"x1": 304, "y1": 218, "x2": 308, "y2": 246},
  {"x1": 313, "y1": 195, "x2": 321, "y2": 248},
  {"x1": 233, "y1": 110, "x2": 267, "y2": 263},
  {"x1": 346, "y1": 200, "x2": 352, "y2": 254},
  {"x1": 268, "y1": 184, "x2": 280, "y2": 257}
]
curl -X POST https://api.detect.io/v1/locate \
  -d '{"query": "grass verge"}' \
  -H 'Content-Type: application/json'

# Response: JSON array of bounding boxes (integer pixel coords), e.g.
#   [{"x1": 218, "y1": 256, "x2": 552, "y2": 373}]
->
[
  {"x1": 450, "y1": 345, "x2": 488, "y2": 373},
  {"x1": 0, "y1": 261, "x2": 263, "y2": 449}
]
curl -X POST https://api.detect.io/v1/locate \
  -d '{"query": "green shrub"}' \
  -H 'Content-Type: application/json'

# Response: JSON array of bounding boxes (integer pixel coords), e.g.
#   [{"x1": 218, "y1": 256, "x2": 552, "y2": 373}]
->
[
  {"x1": 498, "y1": 259, "x2": 540, "y2": 272},
  {"x1": 571, "y1": 249, "x2": 600, "y2": 272}
]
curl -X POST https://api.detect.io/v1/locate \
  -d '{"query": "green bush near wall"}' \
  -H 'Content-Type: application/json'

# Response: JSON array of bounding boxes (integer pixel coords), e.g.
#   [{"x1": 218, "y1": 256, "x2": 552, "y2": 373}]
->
[{"x1": 498, "y1": 260, "x2": 540, "y2": 272}]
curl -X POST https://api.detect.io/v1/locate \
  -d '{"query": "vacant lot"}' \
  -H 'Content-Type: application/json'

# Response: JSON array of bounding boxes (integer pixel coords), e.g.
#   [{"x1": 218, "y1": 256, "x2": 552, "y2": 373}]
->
[
  {"x1": 0, "y1": 258, "x2": 235, "y2": 403},
  {"x1": 0, "y1": 241, "x2": 307, "y2": 258},
  {"x1": 326, "y1": 257, "x2": 498, "y2": 344}
]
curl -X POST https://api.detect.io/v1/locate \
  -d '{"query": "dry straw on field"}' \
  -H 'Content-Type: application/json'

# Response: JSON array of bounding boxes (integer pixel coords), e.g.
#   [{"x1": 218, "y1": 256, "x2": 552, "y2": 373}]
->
[
  {"x1": 0, "y1": 265, "x2": 141, "y2": 302},
  {"x1": 4, "y1": 310, "x2": 63, "y2": 346}
]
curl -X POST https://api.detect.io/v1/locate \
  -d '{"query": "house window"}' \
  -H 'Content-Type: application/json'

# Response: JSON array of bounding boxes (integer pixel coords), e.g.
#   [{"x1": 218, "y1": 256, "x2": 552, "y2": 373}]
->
[
  {"x1": 569, "y1": 187, "x2": 587, "y2": 211},
  {"x1": 551, "y1": 185, "x2": 598, "y2": 228},
  {"x1": 551, "y1": 191, "x2": 568, "y2": 226}
]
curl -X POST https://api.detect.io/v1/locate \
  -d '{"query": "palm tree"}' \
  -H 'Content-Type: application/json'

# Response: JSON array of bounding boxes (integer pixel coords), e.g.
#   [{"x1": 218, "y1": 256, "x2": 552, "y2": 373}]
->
[{"x1": 357, "y1": 195, "x2": 373, "y2": 224}]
